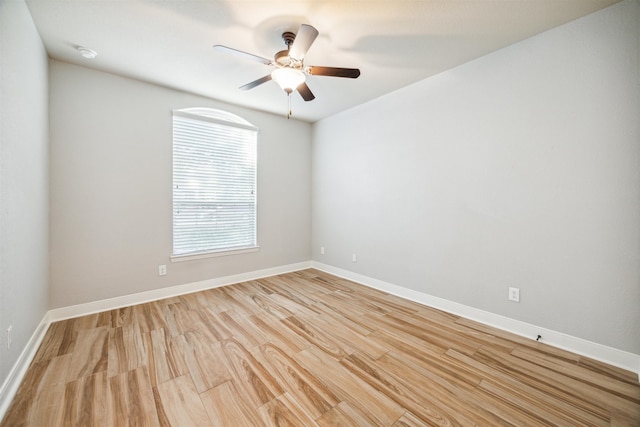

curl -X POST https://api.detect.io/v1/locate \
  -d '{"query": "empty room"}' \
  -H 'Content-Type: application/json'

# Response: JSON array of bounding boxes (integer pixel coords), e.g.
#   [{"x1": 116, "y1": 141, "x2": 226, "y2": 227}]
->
[{"x1": 1, "y1": 0, "x2": 639, "y2": 425}]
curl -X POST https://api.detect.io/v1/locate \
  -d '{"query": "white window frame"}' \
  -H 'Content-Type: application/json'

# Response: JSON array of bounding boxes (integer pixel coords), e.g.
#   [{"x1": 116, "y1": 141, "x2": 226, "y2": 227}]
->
[{"x1": 171, "y1": 108, "x2": 259, "y2": 262}]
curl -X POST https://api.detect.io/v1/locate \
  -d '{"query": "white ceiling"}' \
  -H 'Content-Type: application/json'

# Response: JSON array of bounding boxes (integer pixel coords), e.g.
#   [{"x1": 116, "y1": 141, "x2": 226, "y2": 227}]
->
[{"x1": 25, "y1": 0, "x2": 619, "y2": 123}]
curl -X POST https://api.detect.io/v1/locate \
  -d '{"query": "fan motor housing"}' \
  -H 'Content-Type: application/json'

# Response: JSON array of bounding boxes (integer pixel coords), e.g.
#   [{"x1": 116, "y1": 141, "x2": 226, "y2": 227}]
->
[{"x1": 274, "y1": 50, "x2": 291, "y2": 66}]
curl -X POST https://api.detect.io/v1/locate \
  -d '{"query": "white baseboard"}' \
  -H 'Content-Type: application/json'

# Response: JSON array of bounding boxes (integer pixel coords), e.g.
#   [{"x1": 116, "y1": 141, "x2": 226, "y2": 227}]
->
[
  {"x1": 311, "y1": 261, "x2": 640, "y2": 379},
  {"x1": 0, "y1": 312, "x2": 50, "y2": 422},
  {"x1": 48, "y1": 261, "x2": 312, "y2": 322}
]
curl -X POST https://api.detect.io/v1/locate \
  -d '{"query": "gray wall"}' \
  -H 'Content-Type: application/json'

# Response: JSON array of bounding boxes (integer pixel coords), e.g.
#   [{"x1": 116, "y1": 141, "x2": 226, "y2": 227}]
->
[
  {"x1": 0, "y1": 0, "x2": 50, "y2": 386},
  {"x1": 49, "y1": 61, "x2": 311, "y2": 308},
  {"x1": 312, "y1": 0, "x2": 640, "y2": 354}
]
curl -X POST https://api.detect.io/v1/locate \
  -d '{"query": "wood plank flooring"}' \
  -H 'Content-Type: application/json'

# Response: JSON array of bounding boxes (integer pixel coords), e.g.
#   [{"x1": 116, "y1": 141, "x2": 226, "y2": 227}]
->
[{"x1": 2, "y1": 269, "x2": 639, "y2": 426}]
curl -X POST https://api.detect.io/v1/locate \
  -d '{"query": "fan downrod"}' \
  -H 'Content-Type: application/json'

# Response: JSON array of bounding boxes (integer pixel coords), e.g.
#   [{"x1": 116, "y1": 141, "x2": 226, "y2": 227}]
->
[{"x1": 275, "y1": 31, "x2": 298, "y2": 66}]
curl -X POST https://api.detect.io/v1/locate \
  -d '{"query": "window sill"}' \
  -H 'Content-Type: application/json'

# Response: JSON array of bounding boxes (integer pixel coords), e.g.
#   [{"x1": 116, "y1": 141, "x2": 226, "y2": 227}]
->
[{"x1": 171, "y1": 246, "x2": 259, "y2": 263}]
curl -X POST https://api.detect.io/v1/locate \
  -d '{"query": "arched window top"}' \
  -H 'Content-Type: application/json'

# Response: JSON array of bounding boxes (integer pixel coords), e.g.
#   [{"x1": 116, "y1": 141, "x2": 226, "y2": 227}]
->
[{"x1": 174, "y1": 107, "x2": 257, "y2": 131}]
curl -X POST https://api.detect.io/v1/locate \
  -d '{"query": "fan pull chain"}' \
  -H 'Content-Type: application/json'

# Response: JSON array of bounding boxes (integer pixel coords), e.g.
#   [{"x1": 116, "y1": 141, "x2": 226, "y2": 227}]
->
[{"x1": 287, "y1": 93, "x2": 292, "y2": 119}]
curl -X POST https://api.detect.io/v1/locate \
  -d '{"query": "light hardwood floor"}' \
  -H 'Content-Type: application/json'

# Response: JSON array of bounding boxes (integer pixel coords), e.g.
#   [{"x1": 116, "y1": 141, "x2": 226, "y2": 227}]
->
[{"x1": 2, "y1": 269, "x2": 639, "y2": 426}]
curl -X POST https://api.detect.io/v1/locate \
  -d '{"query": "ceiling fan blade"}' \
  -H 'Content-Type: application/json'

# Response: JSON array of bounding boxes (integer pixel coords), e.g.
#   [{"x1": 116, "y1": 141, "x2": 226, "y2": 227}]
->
[
  {"x1": 297, "y1": 82, "x2": 315, "y2": 101},
  {"x1": 307, "y1": 66, "x2": 361, "y2": 78},
  {"x1": 289, "y1": 24, "x2": 319, "y2": 61},
  {"x1": 214, "y1": 45, "x2": 273, "y2": 66},
  {"x1": 239, "y1": 74, "x2": 272, "y2": 90}
]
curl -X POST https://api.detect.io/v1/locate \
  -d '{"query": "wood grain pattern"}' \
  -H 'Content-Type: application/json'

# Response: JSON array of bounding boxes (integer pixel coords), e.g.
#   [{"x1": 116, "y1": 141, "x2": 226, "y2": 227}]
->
[
  {"x1": 155, "y1": 375, "x2": 211, "y2": 427},
  {"x1": 2, "y1": 269, "x2": 639, "y2": 426},
  {"x1": 68, "y1": 326, "x2": 109, "y2": 380},
  {"x1": 1, "y1": 354, "x2": 72, "y2": 426},
  {"x1": 61, "y1": 371, "x2": 108, "y2": 426},
  {"x1": 108, "y1": 366, "x2": 160, "y2": 426}
]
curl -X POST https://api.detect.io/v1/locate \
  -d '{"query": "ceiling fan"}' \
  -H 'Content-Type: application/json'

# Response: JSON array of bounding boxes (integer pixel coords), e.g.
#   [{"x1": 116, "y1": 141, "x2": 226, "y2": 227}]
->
[{"x1": 214, "y1": 24, "x2": 360, "y2": 118}]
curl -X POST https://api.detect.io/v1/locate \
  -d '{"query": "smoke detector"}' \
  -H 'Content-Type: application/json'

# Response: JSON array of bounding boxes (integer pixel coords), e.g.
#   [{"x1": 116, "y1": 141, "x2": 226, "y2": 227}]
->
[{"x1": 77, "y1": 46, "x2": 97, "y2": 59}]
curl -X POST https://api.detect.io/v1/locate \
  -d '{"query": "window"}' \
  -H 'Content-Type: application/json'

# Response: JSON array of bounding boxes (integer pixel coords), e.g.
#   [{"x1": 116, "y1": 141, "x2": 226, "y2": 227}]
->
[{"x1": 172, "y1": 108, "x2": 258, "y2": 260}]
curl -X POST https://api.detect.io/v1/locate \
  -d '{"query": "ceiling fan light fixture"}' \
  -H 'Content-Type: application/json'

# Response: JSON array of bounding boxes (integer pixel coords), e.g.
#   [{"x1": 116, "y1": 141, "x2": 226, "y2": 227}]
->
[
  {"x1": 215, "y1": 23, "x2": 359, "y2": 119},
  {"x1": 271, "y1": 67, "x2": 305, "y2": 94}
]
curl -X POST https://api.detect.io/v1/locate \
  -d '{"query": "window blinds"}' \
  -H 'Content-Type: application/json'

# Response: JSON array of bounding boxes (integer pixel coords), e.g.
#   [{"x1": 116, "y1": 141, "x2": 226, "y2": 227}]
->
[{"x1": 172, "y1": 110, "x2": 257, "y2": 257}]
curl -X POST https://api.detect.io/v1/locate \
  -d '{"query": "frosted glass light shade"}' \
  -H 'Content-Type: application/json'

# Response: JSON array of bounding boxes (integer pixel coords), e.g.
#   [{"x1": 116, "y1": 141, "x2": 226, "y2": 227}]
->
[{"x1": 271, "y1": 68, "x2": 305, "y2": 93}]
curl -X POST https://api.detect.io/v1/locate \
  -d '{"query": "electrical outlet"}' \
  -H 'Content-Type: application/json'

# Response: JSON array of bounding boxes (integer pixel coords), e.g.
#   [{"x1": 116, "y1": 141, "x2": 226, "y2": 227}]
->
[
  {"x1": 7, "y1": 325, "x2": 12, "y2": 350},
  {"x1": 320, "y1": 246, "x2": 325, "y2": 255},
  {"x1": 508, "y1": 287, "x2": 520, "y2": 302},
  {"x1": 159, "y1": 265, "x2": 167, "y2": 276},
  {"x1": 352, "y1": 254, "x2": 357, "y2": 262}
]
